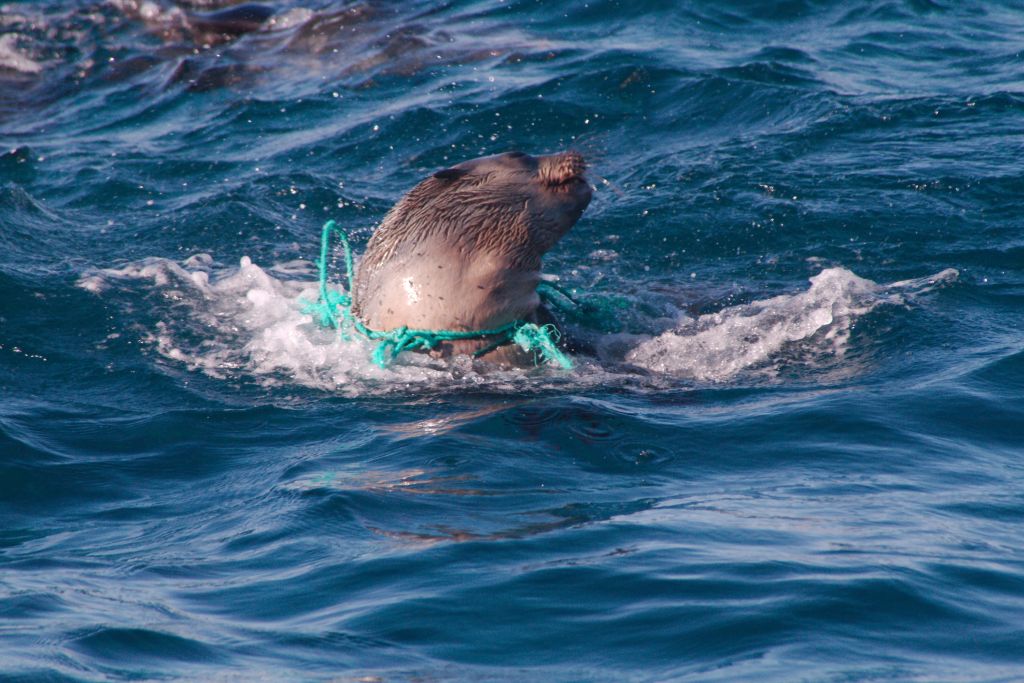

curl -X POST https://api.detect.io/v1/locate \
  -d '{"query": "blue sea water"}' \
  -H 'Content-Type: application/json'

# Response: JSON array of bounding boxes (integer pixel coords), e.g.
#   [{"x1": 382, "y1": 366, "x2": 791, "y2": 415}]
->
[{"x1": 2, "y1": 0, "x2": 1024, "y2": 680}]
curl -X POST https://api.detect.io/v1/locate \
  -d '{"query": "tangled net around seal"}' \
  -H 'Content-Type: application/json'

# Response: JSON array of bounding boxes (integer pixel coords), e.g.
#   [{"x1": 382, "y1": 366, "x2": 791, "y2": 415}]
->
[{"x1": 302, "y1": 220, "x2": 574, "y2": 370}]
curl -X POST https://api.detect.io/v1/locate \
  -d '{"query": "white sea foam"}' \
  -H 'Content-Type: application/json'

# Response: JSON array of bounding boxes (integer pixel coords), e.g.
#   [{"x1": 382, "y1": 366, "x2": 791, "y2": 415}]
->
[
  {"x1": 77, "y1": 254, "x2": 957, "y2": 392},
  {"x1": 0, "y1": 34, "x2": 43, "y2": 75},
  {"x1": 78, "y1": 254, "x2": 578, "y2": 394},
  {"x1": 625, "y1": 266, "x2": 959, "y2": 381}
]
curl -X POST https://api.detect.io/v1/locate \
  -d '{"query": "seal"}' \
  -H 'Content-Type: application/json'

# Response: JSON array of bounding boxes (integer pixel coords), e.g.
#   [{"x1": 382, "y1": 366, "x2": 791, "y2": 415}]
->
[
  {"x1": 185, "y1": 4, "x2": 277, "y2": 40},
  {"x1": 352, "y1": 150, "x2": 591, "y2": 365}
]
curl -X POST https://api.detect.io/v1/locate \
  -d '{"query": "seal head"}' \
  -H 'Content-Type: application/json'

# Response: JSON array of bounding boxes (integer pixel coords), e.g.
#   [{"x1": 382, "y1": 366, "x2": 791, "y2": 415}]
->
[{"x1": 353, "y1": 150, "x2": 591, "y2": 363}]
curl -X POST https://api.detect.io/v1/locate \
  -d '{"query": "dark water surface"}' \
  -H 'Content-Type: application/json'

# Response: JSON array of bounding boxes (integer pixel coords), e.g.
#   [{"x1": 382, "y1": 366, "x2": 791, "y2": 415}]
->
[{"x1": 3, "y1": 0, "x2": 1024, "y2": 680}]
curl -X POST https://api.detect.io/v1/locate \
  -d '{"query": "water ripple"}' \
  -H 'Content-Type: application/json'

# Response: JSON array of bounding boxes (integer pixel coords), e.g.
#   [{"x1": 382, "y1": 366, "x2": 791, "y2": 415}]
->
[{"x1": 3, "y1": 0, "x2": 1024, "y2": 680}]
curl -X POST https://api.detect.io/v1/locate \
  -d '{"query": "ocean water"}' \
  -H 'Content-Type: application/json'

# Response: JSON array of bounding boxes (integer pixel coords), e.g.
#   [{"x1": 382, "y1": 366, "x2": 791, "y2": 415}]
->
[{"x1": 2, "y1": 0, "x2": 1023, "y2": 680}]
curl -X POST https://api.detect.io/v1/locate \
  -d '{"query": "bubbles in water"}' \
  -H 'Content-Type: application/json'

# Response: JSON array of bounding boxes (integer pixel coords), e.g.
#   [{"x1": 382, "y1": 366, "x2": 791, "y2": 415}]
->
[
  {"x1": 77, "y1": 254, "x2": 588, "y2": 395},
  {"x1": 78, "y1": 253, "x2": 957, "y2": 392},
  {"x1": 625, "y1": 267, "x2": 958, "y2": 382},
  {"x1": 0, "y1": 34, "x2": 43, "y2": 75}
]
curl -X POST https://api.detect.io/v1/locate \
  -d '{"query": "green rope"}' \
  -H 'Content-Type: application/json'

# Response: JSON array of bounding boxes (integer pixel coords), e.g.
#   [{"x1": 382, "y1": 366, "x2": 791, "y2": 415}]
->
[
  {"x1": 536, "y1": 279, "x2": 580, "y2": 314},
  {"x1": 513, "y1": 323, "x2": 573, "y2": 370},
  {"x1": 303, "y1": 220, "x2": 573, "y2": 370}
]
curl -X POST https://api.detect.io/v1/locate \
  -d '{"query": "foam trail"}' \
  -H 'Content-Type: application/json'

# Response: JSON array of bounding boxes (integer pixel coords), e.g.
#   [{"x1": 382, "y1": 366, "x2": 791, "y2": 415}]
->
[
  {"x1": 79, "y1": 254, "x2": 957, "y2": 390},
  {"x1": 0, "y1": 34, "x2": 43, "y2": 74},
  {"x1": 78, "y1": 254, "x2": 575, "y2": 394},
  {"x1": 625, "y1": 267, "x2": 958, "y2": 381}
]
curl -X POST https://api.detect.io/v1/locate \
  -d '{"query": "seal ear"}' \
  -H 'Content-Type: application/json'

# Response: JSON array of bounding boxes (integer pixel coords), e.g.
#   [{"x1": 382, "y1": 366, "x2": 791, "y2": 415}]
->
[{"x1": 433, "y1": 167, "x2": 469, "y2": 182}]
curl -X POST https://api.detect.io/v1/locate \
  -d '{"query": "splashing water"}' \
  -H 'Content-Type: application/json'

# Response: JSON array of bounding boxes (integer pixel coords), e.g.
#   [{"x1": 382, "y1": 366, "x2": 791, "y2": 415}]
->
[
  {"x1": 80, "y1": 254, "x2": 417, "y2": 393},
  {"x1": 0, "y1": 34, "x2": 43, "y2": 75},
  {"x1": 626, "y1": 267, "x2": 959, "y2": 381},
  {"x1": 78, "y1": 254, "x2": 958, "y2": 390}
]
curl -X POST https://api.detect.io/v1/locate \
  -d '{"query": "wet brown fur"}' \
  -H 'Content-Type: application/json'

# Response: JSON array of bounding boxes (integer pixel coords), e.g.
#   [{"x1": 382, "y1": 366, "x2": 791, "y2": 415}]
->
[{"x1": 352, "y1": 151, "x2": 591, "y2": 365}]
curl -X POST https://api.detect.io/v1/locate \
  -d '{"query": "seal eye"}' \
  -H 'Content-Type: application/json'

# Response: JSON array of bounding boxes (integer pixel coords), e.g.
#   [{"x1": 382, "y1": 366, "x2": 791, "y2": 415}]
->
[{"x1": 433, "y1": 168, "x2": 469, "y2": 182}]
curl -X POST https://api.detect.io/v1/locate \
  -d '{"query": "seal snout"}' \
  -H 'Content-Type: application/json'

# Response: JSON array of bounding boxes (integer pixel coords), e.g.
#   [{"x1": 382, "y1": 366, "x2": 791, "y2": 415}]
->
[{"x1": 539, "y1": 151, "x2": 587, "y2": 186}]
